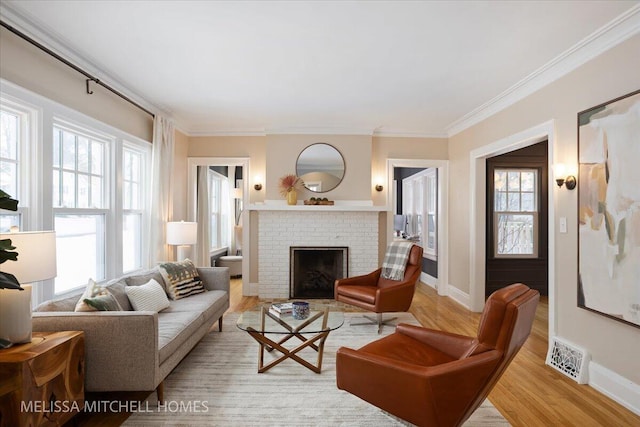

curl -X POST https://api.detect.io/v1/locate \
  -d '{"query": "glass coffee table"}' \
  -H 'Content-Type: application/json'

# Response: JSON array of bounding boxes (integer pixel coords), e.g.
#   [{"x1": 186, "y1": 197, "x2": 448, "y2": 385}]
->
[{"x1": 237, "y1": 302, "x2": 344, "y2": 373}]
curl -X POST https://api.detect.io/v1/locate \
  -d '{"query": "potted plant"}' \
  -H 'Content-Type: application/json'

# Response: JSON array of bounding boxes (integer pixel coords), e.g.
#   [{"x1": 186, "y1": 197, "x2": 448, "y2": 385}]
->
[
  {"x1": 0, "y1": 189, "x2": 22, "y2": 290},
  {"x1": 278, "y1": 174, "x2": 304, "y2": 205}
]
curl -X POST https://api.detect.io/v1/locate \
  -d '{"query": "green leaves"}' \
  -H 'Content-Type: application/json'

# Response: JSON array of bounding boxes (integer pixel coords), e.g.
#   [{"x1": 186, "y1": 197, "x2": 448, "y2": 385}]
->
[
  {"x1": 0, "y1": 189, "x2": 22, "y2": 290},
  {"x1": 0, "y1": 189, "x2": 18, "y2": 212}
]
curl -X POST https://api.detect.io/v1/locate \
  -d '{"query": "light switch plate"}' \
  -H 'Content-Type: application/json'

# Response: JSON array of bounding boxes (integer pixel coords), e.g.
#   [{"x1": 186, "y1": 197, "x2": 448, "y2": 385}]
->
[{"x1": 559, "y1": 217, "x2": 567, "y2": 233}]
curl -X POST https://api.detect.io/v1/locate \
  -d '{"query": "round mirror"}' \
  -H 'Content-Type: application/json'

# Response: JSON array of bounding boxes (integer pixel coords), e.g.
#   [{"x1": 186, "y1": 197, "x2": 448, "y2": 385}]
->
[{"x1": 296, "y1": 143, "x2": 345, "y2": 193}]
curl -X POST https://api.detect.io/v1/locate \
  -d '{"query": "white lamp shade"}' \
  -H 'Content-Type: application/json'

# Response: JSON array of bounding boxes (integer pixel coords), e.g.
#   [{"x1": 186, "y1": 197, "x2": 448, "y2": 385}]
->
[
  {"x1": 166, "y1": 221, "x2": 197, "y2": 245},
  {"x1": 0, "y1": 230, "x2": 57, "y2": 283},
  {"x1": 232, "y1": 188, "x2": 243, "y2": 199}
]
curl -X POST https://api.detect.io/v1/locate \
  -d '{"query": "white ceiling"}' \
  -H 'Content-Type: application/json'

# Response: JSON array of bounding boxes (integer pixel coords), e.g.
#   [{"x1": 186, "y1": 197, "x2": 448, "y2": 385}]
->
[{"x1": 1, "y1": 1, "x2": 638, "y2": 136}]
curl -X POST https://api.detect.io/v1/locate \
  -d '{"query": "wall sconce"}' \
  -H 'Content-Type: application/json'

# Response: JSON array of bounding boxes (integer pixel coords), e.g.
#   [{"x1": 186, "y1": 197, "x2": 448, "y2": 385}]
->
[
  {"x1": 374, "y1": 176, "x2": 384, "y2": 192},
  {"x1": 554, "y1": 164, "x2": 577, "y2": 190},
  {"x1": 253, "y1": 175, "x2": 263, "y2": 191}
]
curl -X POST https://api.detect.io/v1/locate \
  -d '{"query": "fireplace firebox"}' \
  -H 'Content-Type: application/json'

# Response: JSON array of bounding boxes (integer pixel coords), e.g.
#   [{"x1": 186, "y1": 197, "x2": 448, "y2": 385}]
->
[{"x1": 290, "y1": 247, "x2": 348, "y2": 299}]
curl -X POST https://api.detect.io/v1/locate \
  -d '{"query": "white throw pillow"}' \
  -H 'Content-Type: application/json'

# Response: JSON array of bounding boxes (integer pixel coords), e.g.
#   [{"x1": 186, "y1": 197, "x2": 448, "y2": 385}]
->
[{"x1": 125, "y1": 278, "x2": 170, "y2": 312}]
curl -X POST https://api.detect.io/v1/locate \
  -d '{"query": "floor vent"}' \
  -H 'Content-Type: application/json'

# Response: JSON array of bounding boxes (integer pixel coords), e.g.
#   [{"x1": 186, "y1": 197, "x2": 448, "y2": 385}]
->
[{"x1": 546, "y1": 337, "x2": 590, "y2": 384}]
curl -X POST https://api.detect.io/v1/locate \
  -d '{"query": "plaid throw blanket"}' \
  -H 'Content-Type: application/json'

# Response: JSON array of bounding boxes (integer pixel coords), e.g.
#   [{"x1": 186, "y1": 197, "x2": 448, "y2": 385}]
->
[{"x1": 381, "y1": 241, "x2": 414, "y2": 280}]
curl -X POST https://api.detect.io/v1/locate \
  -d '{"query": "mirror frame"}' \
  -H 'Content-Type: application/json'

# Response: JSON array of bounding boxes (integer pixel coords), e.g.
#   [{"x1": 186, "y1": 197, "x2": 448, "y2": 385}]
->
[{"x1": 295, "y1": 143, "x2": 346, "y2": 193}]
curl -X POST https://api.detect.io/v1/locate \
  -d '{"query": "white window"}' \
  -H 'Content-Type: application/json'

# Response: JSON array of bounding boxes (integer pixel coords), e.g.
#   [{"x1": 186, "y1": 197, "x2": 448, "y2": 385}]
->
[
  {"x1": 122, "y1": 145, "x2": 144, "y2": 272},
  {"x1": 2, "y1": 84, "x2": 151, "y2": 301},
  {"x1": 208, "y1": 169, "x2": 230, "y2": 250},
  {"x1": 493, "y1": 169, "x2": 538, "y2": 257},
  {"x1": 402, "y1": 168, "x2": 437, "y2": 260},
  {"x1": 0, "y1": 103, "x2": 30, "y2": 231},
  {"x1": 53, "y1": 123, "x2": 109, "y2": 292}
]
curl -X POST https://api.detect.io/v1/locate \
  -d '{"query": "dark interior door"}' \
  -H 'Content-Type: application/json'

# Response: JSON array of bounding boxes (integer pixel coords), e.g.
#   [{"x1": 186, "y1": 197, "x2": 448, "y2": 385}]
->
[{"x1": 486, "y1": 141, "x2": 548, "y2": 297}]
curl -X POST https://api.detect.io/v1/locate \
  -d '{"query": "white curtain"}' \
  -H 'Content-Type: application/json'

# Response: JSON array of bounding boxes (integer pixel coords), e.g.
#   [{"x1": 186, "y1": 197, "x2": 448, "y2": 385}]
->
[
  {"x1": 195, "y1": 166, "x2": 211, "y2": 267},
  {"x1": 147, "y1": 115, "x2": 174, "y2": 266}
]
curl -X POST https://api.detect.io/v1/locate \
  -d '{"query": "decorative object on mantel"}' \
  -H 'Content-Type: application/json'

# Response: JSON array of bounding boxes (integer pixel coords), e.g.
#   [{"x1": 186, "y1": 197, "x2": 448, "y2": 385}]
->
[
  {"x1": 279, "y1": 174, "x2": 304, "y2": 205},
  {"x1": 304, "y1": 197, "x2": 335, "y2": 205}
]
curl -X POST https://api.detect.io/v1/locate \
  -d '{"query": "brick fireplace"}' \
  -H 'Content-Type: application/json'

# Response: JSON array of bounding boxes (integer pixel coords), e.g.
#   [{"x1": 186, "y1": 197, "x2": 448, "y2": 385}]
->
[{"x1": 256, "y1": 207, "x2": 380, "y2": 299}]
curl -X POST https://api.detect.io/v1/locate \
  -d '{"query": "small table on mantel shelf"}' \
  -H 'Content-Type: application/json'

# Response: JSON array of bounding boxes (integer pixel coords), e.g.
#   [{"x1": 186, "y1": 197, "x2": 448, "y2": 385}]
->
[
  {"x1": 0, "y1": 331, "x2": 85, "y2": 427},
  {"x1": 237, "y1": 303, "x2": 344, "y2": 373}
]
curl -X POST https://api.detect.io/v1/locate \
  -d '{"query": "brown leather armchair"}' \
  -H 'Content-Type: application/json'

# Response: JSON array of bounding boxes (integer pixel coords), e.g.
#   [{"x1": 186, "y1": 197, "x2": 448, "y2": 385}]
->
[
  {"x1": 336, "y1": 283, "x2": 539, "y2": 427},
  {"x1": 334, "y1": 244, "x2": 423, "y2": 333}
]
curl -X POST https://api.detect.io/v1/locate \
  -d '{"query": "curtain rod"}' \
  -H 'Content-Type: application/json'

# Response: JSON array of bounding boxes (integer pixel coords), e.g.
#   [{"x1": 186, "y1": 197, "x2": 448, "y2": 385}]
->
[{"x1": 1, "y1": 19, "x2": 155, "y2": 119}]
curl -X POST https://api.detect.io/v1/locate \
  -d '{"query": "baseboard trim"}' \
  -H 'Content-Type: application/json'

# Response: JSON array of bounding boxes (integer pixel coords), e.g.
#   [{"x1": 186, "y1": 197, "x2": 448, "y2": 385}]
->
[
  {"x1": 589, "y1": 361, "x2": 640, "y2": 416},
  {"x1": 446, "y1": 285, "x2": 472, "y2": 310},
  {"x1": 420, "y1": 272, "x2": 437, "y2": 289}
]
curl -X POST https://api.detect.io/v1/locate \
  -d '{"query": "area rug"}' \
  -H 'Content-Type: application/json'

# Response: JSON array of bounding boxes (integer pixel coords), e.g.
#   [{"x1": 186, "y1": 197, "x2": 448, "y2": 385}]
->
[{"x1": 124, "y1": 312, "x2": 509, "y2": 426}]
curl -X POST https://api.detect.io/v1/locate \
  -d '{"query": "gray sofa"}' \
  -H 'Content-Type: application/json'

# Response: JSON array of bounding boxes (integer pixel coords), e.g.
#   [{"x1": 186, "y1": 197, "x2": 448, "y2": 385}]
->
[{"x1": 32, "y1": 266, "x2": 230, "y2": 400}]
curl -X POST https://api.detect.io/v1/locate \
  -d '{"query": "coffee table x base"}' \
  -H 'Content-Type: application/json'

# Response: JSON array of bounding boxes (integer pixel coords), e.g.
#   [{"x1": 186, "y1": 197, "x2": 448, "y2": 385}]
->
[{"x1": 246, "y1": 307, "x2": 330, "y2": 373}]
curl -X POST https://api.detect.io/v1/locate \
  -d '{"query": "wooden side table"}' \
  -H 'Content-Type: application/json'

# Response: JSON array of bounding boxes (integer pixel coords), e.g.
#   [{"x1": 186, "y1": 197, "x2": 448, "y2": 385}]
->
[{"x1": 0, "y1": 331, "x2": 85, "y2": 427}]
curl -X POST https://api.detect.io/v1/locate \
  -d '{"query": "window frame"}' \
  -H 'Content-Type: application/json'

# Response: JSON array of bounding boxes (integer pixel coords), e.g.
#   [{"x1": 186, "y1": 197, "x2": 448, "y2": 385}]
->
[
  {"x1": 1, "y1": 81, "x2": 151, "y2": 302},
  {"x1": 0, "y1": 98, "x2": 37, "y2": 231},
  {"x1": 492, "y1": 168, "x2": 539, "y2": 259}
]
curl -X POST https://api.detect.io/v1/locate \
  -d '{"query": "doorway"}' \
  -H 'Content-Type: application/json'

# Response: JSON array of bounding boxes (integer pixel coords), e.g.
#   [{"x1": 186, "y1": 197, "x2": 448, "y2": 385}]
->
[
  {"x1": 485, "y1": 141, "x2": 548, "y2": 297},
  {"x1": 386, "y1": 159, "x2": 449, "y2": 296},
  {"x1": 187, "y1": 157, "x2": 251, "y2": 295}
]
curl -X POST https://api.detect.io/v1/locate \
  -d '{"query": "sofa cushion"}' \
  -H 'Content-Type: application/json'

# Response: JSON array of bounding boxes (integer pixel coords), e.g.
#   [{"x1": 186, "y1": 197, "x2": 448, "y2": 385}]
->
[
  {"x1": 125, "y1": 279, "x2": 170, "y2": 312},
  {"x1": 158, "y1": 259, "x2": 206, "y2": 300},
  {"x1": 35, "y1": 294, "x2": 80, "y2": 312},
  {"x1": 163, "y1": 290, "x2": 229, "y2": 323},
  {"x1": 105, "y1": 281, "x2": 132, "y2": 311},
  {"x1": 157, "y1": 310, "x2": 204, "y2": 363},
  {"x1": 125, "y1": 270, "x2": 166, "y2": 292}
]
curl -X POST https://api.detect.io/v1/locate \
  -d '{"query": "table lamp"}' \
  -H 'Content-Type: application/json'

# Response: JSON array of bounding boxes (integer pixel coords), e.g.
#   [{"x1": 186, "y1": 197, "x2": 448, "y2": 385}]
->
[
  {"x1": 0, "y1": 230, "x2": 57, "y2": 346},
  {"x1": 166, "y1": 221, "x2": 197, "y2": 261}
]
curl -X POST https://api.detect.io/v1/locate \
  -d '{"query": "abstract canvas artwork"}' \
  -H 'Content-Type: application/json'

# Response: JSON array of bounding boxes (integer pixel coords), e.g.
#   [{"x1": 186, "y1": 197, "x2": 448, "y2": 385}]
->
[{"x1": 578, "y1": 89, "x2": 640, "y2": 328}]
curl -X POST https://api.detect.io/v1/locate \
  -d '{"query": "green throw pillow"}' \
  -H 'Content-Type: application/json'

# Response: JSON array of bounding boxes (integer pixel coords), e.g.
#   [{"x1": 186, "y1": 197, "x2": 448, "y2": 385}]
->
[{"x1": 83, "y1": 292, "x2": 123, "y2": 311}]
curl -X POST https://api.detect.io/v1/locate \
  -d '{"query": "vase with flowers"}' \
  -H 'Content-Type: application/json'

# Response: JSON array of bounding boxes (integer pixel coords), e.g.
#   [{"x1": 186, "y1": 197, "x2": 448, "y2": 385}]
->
[{"x1": 278, "y1": 174, "x2": 304, "y2": 205}]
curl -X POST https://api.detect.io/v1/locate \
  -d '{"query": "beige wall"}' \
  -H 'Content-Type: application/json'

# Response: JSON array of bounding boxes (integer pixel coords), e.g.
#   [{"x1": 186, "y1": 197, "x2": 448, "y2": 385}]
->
[
  {"x1": 0, "y1": 27, "x2": 153, "y2": 141},
  {"x1": 372, "y1": 136, "x2": 449, "y2": 205},
  {"x1": 188, "y1": 135, "x2": 267, "y2": 204},
  {"x1": 265, "y1": 134, "x2": 371, "y2": 201},
  {"x1": 448, "y1": 34, "x2": 640, "y2": 383}
]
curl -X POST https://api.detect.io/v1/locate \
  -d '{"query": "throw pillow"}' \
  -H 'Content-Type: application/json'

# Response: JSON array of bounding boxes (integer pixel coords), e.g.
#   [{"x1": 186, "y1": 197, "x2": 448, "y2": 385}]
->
[
  {"x1": 125, "y1": 270, "x2": 166, "y2": 291},
  {"x1": 158, "y1": 259, "x2": 206, "y2": 300},
  {"x1": 125, "y1": 278, "x2": 170, "y2": 312},
  {"x1": 83, "y1": 292, "x2": 123, "y2": 311},
  {"x1": 75, "y1": 278, "x2": 114, "y2": 312},
  {"x1": 105, "y1": 280, "x2": 133, "y2": 311}
]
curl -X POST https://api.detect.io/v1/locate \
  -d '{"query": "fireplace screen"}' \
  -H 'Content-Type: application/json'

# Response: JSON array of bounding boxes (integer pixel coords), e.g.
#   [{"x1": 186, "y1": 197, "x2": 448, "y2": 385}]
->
[{"x1": 290, "y1": 247, "x2": 348, "y2": 299}]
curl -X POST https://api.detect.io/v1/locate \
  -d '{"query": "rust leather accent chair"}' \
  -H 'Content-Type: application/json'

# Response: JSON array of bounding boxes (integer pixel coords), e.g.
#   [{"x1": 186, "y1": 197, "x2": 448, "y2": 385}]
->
[
  {"x1": 336, "y1": 283, "x2": 539, "y2": 427},
  {"x1": 334, "y1": 244, "x2": 423, "y2": 333}
]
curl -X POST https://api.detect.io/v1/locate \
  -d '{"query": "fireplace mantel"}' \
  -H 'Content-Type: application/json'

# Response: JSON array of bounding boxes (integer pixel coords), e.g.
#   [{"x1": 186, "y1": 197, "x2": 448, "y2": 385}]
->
[{"x1": 248, "y1": 201, "x2": 387, "y2": 212}]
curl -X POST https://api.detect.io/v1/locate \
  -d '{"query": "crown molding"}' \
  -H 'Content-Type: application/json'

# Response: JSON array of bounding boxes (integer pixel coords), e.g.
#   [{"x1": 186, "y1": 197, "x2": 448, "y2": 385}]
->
[
  {"x1": 188, "y1": 129, "x2": 268, "y2": 137},
  {"x1": 372, "y1": 129, "x2": 447, "y2": 139},
  {"x1": 264, "y1": 126, "x2": 375, "y2": 136},
  {"x1": 0, "y1": 3, "x2": 166, "y2": 119},
  {"x1": 446, "y1": 4, "x2": 640, "y2": 137}
]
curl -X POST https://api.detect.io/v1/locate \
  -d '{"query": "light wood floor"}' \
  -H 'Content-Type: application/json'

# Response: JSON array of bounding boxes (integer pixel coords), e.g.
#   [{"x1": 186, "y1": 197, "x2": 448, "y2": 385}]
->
[{"x1": 70, "y1": 278, "x2": 639, "y2": 426}]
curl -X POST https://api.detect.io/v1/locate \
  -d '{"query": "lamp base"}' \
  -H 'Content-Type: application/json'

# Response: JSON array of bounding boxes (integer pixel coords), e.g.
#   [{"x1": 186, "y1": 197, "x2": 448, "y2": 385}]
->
[
  {"x1": 0, "y1": 284, "x2": 32, "y2": 345},
  {"x1": 176, "y1": 245, "x2": 192, "y2": 262}
]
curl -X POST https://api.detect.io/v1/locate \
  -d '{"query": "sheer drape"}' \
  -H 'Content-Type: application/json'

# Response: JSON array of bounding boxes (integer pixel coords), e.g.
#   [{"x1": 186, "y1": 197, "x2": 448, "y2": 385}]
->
[
  {"x1": 147, "y1": 115, "x2": 174, "y2": 266},
  {"x1": 195, "y1": 166, "x2": 211, "y2": 267}
]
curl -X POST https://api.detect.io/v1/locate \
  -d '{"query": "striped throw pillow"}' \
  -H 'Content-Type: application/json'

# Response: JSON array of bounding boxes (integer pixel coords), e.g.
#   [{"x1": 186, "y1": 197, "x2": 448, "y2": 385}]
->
[{"x1": 158, "y1": 259, "x2": 206, "y2": 300}]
